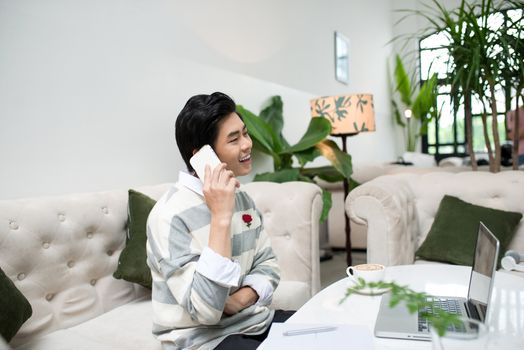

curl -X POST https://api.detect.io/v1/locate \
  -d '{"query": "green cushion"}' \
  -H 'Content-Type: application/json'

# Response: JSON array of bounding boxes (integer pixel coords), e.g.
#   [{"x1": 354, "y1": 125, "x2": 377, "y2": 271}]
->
[
  {"x1": 416, "y1": 195, "x2": 522, "y2": 266},
  {"x1": 0, "y1": 266, "x2": 32, "y2": 342},
  {"x1": 113, "y1": 190, "x2": 157, "y2": 289}
]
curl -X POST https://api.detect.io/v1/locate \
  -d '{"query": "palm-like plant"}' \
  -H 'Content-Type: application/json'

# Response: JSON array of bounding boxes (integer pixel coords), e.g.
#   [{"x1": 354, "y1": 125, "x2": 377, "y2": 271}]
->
[
  {"x1": 396, "y1": 0, "x2": 524, "y2": 171},
  {"x1": 237, "y1": 96, "x2": 353, "y2": 221}
]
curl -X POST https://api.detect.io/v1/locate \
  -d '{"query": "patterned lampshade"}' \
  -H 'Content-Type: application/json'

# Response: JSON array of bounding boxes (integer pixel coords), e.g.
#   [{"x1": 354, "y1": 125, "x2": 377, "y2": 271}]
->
[{"x1": 310, "y1": 94, "x2": 376, "y2": 135}]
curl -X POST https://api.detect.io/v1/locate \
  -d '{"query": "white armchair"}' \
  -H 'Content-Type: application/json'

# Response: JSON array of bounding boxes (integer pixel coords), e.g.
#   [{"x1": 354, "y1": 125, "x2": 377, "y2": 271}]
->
[{"x1": 345, "y1": 171, "x2": 524, "y2": 266}]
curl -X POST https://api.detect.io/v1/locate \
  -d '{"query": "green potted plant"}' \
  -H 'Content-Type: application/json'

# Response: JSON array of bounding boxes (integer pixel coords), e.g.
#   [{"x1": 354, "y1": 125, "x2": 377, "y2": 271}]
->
[
  {"x1": 397, "y1": 0, "x2": 524, "y2": 171},
  {"x1": 236, "y1": 96, "x2": 353, "y2": 222},
  {"x1": 391, "y1": 54, "x2": 439, "y2": 152}
]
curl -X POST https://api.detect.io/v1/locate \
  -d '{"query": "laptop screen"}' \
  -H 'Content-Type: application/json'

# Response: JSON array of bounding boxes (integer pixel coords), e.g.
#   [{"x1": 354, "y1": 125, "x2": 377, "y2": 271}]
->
[{"x1": 467, "y1": 222, "x2": 500, "y2": 321}]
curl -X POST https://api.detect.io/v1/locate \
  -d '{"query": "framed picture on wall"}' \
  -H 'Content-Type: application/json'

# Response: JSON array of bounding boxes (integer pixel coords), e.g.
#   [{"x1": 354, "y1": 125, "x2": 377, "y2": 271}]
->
[{"x1": 334, "y1": 31, "x2": 349, "y2": 84}]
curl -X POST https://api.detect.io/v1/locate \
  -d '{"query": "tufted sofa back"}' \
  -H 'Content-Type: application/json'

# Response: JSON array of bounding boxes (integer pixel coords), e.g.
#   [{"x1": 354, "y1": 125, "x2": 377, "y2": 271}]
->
[
  {"x1": 1, "y1": 181, "x2": 322, "y2": 346},
  {"x1": 0, "y1": 184, "x2": 170, "y2": 346}
]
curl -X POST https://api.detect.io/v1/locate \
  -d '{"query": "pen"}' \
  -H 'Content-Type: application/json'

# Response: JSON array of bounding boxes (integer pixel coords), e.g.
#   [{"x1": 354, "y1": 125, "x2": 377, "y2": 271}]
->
[{"x1": 282, "y1": 326, "x2": 338, "y2": 336}]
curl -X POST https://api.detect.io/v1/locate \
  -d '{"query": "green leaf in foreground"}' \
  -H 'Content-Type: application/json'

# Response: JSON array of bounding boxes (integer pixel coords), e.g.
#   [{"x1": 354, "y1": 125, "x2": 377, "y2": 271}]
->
[{"x1": 340, "y1": 278, "x2": 461, "y2": 336}]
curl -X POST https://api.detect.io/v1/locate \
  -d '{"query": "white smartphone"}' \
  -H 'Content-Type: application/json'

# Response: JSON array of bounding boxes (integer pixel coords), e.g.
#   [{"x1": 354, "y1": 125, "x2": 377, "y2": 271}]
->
[{"x1": 189, "y1": 144, "x2": 222, "y2": 182}]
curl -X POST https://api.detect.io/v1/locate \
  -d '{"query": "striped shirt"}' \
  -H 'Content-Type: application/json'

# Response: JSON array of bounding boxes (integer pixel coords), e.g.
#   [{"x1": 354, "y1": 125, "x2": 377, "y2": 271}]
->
[{"x1": 146, "y1": 172, "x2": 280, "y2": 350}]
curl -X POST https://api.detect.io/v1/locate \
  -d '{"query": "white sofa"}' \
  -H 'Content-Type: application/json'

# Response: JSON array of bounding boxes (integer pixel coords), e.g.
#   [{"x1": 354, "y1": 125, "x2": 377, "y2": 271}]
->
[
  {"x1": 319, "y1": 162, "x2": 482, "y2": 250},
  {"x1": 346, "y1": 171, "x2": 524, "y2": 266},
  {"x1": 0, "y1": 181, "x2": 322, "y2": 349}
]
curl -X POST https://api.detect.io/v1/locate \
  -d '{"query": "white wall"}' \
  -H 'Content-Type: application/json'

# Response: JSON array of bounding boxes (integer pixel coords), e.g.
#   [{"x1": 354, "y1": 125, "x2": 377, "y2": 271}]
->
[{"x1": 0, "y1": 0, "x2": 399, "y2": 199}]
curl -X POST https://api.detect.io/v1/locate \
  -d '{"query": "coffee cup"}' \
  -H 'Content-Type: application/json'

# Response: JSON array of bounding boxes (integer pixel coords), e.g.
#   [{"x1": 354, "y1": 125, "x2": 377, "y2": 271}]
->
[{"x1": 346, "y1": 263, "x2": 385, "y2": 284}]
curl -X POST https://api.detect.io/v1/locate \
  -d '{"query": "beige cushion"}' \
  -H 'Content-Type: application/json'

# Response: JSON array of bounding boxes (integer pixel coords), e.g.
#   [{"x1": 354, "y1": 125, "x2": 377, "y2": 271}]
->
[
  {"x1": 16, "y1": 298, "x2": 161, "y2": 350},
  {"x1": 270, "y1": 281, "x2": 310, "y2": 311}
]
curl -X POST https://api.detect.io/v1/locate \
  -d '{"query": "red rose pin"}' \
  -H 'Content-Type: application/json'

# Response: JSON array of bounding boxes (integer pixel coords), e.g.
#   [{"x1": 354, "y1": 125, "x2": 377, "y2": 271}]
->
[{"x1": 242, "y1": 214, "x2": 253, "y2": 228}]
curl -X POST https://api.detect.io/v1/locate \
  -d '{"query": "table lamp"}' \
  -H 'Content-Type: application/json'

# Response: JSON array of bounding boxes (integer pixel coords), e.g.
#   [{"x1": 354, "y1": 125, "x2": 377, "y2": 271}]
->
[{"x1": 310, "y1": 93, "x2": 375, "y2": 265}]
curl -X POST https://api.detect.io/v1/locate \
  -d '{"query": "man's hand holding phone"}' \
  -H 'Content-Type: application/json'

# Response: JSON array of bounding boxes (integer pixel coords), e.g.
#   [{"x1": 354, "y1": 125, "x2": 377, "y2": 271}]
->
[
  {"x1": 190, "y1": 145, "x2": 239, "y2": 258},
  {"x1": 202, "y1": 162, "x2": 239, "y2": 221}
]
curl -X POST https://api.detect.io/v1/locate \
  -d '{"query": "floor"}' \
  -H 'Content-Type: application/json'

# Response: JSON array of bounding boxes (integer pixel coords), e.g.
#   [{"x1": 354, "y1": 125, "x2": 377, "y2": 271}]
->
[{"x1": 320, "y1": 249, "x2": 367, "y2": 289}]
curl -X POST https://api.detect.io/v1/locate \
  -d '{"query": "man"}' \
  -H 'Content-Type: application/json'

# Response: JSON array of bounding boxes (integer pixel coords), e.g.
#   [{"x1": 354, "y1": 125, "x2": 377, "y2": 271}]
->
[{"x1": 146, "y1": 92, "x2": 291, "y2": 350}]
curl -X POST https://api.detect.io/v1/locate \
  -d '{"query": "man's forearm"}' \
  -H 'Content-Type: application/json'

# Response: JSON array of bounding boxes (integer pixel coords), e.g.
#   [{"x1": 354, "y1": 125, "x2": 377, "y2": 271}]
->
[
  {"x1": 223, "y1": 286, "x2": 259, "y2": 316},
  {"x1": 208, "y1": 215, "x2": 232, "y2": 258}
]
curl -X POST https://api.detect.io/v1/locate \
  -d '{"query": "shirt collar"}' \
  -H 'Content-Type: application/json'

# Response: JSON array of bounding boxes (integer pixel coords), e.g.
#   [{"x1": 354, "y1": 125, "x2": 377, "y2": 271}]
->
[{"x1": 178, "y1": 170, "x2": 203, "y2": 196}]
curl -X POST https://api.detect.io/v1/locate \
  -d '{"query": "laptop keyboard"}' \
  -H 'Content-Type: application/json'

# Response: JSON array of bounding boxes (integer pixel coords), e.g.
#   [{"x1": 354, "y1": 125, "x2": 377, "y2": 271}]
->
[{"x1": 418, "y1": 297, "x2": 465, "y2": 332}]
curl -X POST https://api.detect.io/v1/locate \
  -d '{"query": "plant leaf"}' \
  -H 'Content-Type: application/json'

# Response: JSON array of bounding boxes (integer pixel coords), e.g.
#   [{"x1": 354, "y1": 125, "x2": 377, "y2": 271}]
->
[
  {"x1": 314, "y1": 139, "x2": 353, "y2": 179},
  {"x1": 412, "y1": 73, "x2": 438, "y2": 120},
  {"x1": 301, "y1": 166, "x2": 345, "y2": 182},
  {"x1": 320, "y1": 190, "x2": 332, "y2": 223},
  {"x1": 260, "y1": 96, "x2": 284, "y2": 137},
  {"x1": 236, "y1": 105, "x2": 277, "y2": 155},
  {"x1": 282, "y1": 117, "x2": 332, "y2": 154},
  {"x1": 294, "y1": 147, "x2": 321, "y2": 167},
  {"x1": 260, "y1": 96, "x2": 291, "y2": 152},
  {"x1": 392, "y1": 99, "x2": 406, "y2": 127},
  {"x1": 253, "y1": 169, "x2": 300, "y2": 183},
  {"x1": 394, "y1": 54, "x2": 413, "y2": 106}
]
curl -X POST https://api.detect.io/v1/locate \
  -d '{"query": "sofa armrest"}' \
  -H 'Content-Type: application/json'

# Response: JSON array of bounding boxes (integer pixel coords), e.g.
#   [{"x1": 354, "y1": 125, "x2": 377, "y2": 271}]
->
[
  {"x1": 242, "y1": 181, "x2": 322, "y2": 310},
  {"x1": 345, "y1": 176, "x2": 419, "y2": 266}
]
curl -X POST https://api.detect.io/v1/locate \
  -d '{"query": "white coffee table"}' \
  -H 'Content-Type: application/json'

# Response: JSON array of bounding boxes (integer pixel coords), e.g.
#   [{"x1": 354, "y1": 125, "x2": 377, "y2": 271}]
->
[{"x1": 283, "y1": 264, "x2": 524, "y2": 350}]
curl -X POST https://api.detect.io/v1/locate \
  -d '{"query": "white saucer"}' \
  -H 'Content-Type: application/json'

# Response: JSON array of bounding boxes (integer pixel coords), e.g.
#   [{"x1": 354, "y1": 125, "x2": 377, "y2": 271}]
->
[{"x1": 345, "y1": 279, "x2": 391, "y2": 296}]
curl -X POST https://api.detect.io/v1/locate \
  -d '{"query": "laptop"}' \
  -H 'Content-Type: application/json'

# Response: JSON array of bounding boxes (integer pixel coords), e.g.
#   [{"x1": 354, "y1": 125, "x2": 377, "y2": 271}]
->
[{"x1": 374, "y1": 221, "x2": 500, "y2": 341}]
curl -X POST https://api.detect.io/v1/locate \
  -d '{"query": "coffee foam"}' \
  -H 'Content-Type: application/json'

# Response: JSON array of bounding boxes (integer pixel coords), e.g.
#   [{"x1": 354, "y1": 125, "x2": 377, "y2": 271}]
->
[{"x1": 354, "y1": 263, "x2": 384, "y2": 271}]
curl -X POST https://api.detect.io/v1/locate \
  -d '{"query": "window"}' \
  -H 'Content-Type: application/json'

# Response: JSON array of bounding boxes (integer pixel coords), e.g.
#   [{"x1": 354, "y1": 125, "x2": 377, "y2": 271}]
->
[{"x1": 419, "y1": 8, "x2": 522, "y2": 161}]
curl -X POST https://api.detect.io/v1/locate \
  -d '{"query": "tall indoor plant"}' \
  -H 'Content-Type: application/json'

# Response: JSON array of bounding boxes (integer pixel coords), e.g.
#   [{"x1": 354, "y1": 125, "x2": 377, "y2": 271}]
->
[
  {"x1": 237, "y1": 96, "x2": 353, "y2": 221},
  {"x1": 397, "y1": 0, "x2": 524, "y2": 171},
  {"x1": 391, "y1": 54, "x2": 439, "y2": 152}
]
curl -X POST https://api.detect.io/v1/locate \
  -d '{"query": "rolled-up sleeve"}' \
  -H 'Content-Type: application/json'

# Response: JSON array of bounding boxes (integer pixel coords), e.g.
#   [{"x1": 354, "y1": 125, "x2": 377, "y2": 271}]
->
[{"x1": 196, "y1": 247, "x2": 241, "y2": 287}]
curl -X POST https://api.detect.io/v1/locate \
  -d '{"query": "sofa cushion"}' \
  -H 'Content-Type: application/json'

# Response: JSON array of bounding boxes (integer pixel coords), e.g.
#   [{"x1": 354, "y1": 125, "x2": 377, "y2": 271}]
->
[
  {"x1": 0, "y1": 266, "x2": 33, "y2": 342},
  {"x1": 416, "y1": 195, "x2": 522, "y2": 266},
  {"x1": 269, "y1": 281, "x2": 309, "y2": 311},
  {"x1": 15, "y1": 297, "x2": 161, "y2": 350},
  {"x1": 113, "y1": 190, "x2": 156, "y2": 289}
]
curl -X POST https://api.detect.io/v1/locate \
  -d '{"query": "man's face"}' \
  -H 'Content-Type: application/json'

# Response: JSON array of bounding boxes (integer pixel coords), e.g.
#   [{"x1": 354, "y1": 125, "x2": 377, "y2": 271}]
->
[{"x1": 213, "y1": 112, "x2": 252, "y2": 176}]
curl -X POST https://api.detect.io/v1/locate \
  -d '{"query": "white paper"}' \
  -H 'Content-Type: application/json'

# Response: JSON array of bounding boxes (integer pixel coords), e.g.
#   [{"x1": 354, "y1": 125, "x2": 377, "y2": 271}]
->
[{"x1": 257, "y1": 323, "x2": 373, "y2": 350}]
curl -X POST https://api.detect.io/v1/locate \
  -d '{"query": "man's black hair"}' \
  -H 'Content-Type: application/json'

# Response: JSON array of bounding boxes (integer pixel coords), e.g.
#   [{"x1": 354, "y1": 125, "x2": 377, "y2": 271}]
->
[{"x1": 175, "y1": 92, "x2": 240, "y2": 172}]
